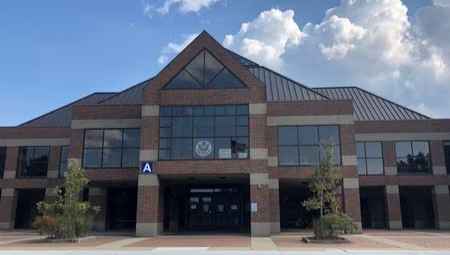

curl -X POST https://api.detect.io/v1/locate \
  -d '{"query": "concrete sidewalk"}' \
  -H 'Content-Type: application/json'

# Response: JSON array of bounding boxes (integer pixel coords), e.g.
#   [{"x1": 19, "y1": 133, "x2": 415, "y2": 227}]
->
[{"x1": 0, "y1": 230, "x2": 450, "y2": 252}]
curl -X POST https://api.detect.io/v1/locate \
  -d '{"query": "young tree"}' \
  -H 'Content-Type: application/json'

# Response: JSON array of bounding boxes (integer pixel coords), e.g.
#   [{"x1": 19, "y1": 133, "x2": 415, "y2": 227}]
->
[
  {"x1": 302, "y1": 140, "x2": 355, "y2": 239},
  {"x1": 33, "y1": 158, "x2": 100, "y2": 239}
]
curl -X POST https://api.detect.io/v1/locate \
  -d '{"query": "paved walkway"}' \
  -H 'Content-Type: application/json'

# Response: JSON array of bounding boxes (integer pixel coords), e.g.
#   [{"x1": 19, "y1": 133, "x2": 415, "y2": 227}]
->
[{"x1": 0, "y1": 230, "x2": 450, "y2": 251}]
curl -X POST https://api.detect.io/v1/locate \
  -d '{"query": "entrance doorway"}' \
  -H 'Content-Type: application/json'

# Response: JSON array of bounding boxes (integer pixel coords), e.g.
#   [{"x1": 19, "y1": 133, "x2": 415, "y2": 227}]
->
[
  {"x1": 400, "y1": 186, "x2": 435, "y2": 229},
  {"x1": 15, "y1": 189, "x2": 45, "y2": 229},
  {"x1": 107, "y1": 188, "x2": 137, "y2": 230},
  {"x1": 279, "y1": 183, "x2": 314, "y2": 229},
  {"x1": 164, "y1": 184, "x2": 248, "y2": 233},
  {"x1": 360, "y1": 186, "x2": 387, "y2": 229}
]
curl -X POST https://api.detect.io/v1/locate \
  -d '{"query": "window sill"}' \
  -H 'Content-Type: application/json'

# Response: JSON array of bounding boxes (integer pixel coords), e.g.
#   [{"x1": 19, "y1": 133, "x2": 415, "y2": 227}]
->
[{"x1": 16, "y1": 176, "x2": 48, "y2": 179}]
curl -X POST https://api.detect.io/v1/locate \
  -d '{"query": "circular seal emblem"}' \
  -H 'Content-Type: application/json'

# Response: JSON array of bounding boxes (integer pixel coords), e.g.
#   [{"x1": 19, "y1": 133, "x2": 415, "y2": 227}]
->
[{"x1": 195, "y1": 140, "x2": 212, "y2": 157}]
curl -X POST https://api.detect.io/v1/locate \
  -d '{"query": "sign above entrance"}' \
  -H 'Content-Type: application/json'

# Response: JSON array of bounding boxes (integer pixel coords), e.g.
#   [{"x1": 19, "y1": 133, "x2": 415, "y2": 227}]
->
[{"x1": 141, "y1": 162, "x2": 153, "y2": 174}]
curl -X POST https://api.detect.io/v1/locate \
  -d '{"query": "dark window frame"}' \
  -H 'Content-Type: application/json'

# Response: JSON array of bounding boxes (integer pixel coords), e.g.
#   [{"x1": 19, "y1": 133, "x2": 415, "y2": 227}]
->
[
  {"x1": 394, "y1": 141, "x2": 432, "y2": 174},
  {"x1": 59, "y1": 146, "x2": 69, "y2": 178},
  {"x1": 16, "y1": 146, "x2": 50, "y2": 178},
  {"x1": 0, "y1": 147, "x2": 6, "y2": 179},
  {"x1": 82, "y1": 128, "x2": 140, "y2": 168},
  {"x1": 443, "y1": 141, "x2": 450, "y2": 175},
  {"x1": 158, "y1": 105, "x2": 249, "y2": 160},
  {"x1": 163, "y1": 49, "x2": 246, "y2": 90},
  {"x1": 356, "y1": 141, "x2": 384, "y2": 175},
  {"x1": 278, "y1": 125, "x2": 341, "y2": 166}
]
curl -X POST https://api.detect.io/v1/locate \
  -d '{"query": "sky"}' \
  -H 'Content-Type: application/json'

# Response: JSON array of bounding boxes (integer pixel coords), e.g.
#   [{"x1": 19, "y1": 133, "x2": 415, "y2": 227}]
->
[{"x1": 1, "y1": 0, "x2": 449, "y2": 126}]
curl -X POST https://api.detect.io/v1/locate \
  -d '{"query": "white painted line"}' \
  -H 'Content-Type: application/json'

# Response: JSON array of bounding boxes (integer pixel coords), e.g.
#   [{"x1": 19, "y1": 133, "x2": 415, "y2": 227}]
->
[{"x1": 152, "y1": 247, "x2": 210, "y2": 251}]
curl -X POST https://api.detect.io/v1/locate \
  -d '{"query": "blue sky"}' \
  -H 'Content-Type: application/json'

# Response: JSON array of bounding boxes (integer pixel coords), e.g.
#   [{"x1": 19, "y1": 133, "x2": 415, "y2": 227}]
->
[{"x1": 0, "y1": 0, "x2": 448, "y2": 126}]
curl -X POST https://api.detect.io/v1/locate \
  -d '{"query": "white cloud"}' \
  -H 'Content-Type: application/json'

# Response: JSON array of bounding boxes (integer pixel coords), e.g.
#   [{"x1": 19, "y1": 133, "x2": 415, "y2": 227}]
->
[
  {"x1": 144, "y1": 0, "x2": 224, "y2": 15},
  {"x1": 223, "y1": 9, "x2": 304, "y2": 71},
  {"x1": 223, "y1": 1, "x2": 450, "y2": 118},
  {"x1": 158, "y1": 33, "x2": 199, "y2": 65}
]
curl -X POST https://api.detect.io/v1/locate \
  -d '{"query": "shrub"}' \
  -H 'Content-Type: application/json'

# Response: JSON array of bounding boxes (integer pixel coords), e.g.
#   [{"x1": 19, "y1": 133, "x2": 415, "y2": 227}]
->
[{"x1": 313, "y1": 213, "x2": 356, "y2": 239}]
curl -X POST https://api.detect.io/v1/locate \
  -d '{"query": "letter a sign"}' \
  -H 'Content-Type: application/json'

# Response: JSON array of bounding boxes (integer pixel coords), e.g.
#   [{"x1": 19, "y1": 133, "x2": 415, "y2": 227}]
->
[{"x1": 141, "y1": 162, "x2": 153, "y2": 174}]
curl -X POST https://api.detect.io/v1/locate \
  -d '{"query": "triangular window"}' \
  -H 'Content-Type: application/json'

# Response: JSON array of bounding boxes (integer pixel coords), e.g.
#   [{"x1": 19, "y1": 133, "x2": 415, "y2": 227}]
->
[{"x1": 164, "y1": 50, "x2": 245, "y2": 89}]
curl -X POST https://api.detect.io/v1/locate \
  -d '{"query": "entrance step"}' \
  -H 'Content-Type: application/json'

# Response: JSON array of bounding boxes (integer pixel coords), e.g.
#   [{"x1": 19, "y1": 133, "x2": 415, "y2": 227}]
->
[{"x1": 251, "y1": 237, "x2": 278, "y2": 251}]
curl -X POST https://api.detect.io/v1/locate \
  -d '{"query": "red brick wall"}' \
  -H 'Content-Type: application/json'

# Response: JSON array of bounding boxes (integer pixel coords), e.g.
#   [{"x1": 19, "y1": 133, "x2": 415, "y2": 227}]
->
[
  {"x1": 0, "y1": 127, "x2": 70, "y2": 139},
  {"x1": 355, "y1": 119, "x2": 450, "y2": 133},
  {"x1": 359, "y1": 175, "x2": 449, "y2": 186},
  {"x1": 136, "y1": 186, "x2": 160, "y2": 223}
]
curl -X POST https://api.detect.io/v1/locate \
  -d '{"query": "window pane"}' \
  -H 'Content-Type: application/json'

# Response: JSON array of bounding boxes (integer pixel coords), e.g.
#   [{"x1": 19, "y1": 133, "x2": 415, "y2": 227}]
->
[
  {"x1": 395, "y1": 142, "x2": 412, "y2": 158},
  {"x1": 333, "y1": 145, "x2": 341, "y2": 165},
  {"x1": 208, "y1": 68, "x2": 245, "y2": 88},
  {"x1": 194, "y1": 106, "x2": 204, "y2": 116},
  {"x1": 122, "y1": 148, "x2": 139, "y2": 167},
  {"x1": 279, "y1": 147, "x2": 299, "y2": 165},
  {"x1": 215, "y1": 116, "x2": 235, "y2": 137},
  {"x1": 225, "y1": 106, "x2": 236, "y2": 115},
  {"x1": 356, "y1": 142, "x2": 365, "y2": 158},
  {"x1": 159, "y1": 139, "x2": 171, "y2": 149},
  {"x1": 236, "y1": 116, "x2": 248, "y2": 126},
  {"x1": 236, "y1": 105, "x2": 248, "y2": 115},
  {"x1": 102, "y1": 149, "x2": 122, "y2": 167},
  {"x1": 193, "y1": 139, "x2": 214, "y2": 159},
  {"x1": 159, "y1": 149, "x2": 170, "y2": 160},
  {"x1": 85, "y1": 130, "x2": 103, "y2": 148},
  {"x1": 215, "y1": 106, "x2": 226, "y2": 115},
  {"x1": 319, "y1": 126, "x2": 339, "y2": 144},
  {"x1": 357, "y1": 159, "x2": 367, "y2": 174},
  {"x1": 171, "y1": 139, "x2": 193, "y2": 159},
  {"x1": 60, "y1": 147, "x2": 69, "y2": 161},
  {"x1": 83, "y1": 149, "x2": 102, "y2": 167},
  {"x1": 299, "y1": 146, "x2": 319, "y2": 165},
  {"x1": 415, "y1": 156, "x2": 431, "y2": 172},
  {"x1": 165, "y1": 70, "x2": 202, "y2": 89},
  {"x1": 160, "y1": 117, "x2": 172, "y2": 127},
  {"x1": 204, "y1": 106, "x2": 215, "y2": 115},
  {"x1": 215, "y1": 138, "x2": 232, "y2": 159},
  {"x1": 299, "y1": 126, "x2": 318, "y2": 145},
  {"x1": 160, "y1": 127, "x2": 171, "y2": 138},
  {"x1": 365, "y1": 142, "x2": 382, "y2": 158},
  {"x1": 236, "y1": 126, "x2": 248, "y2": 137},
  {"x1": 59, "y1": 161, "x2": 68, "y2": 177},
  {"x1": 194, "y1": 117, "x2": 214, "y2": 137},
  {"x1": 34, "y1": 147, "x2": 50, "y2": 160},
  {"x1": 278, "y1": 127, "x2": 298, "y2": 145},
  {"x1": 204, "y1": 51, "x2": 224, "y2": 84},
  {"x1": 367, "y1": 158, "x2": 383, "y2": 174},
  {"x1": 412, "y1": 141, "x2": 429, "y2": 157},
  {"x1": 185, "y1": 51, "x2": 205, "y2": 84},
  {"x1": 172, "y1": 117, "x2": 193, "y2": 137},
  {"x1": 397, "y1": 157, "x2": 412, "y2": 173},
  {"x1": 123, "y1": 129, "x2": 140, "y2": 147},
  {"x1": 103, "y1": 130, "x2": 123, "y2": 148},
  {"x1": 160, "y1": 106, "x2": 171, "y2": 116},
  {"x1": 233, "y1": 137, "x2": 249, "y2": 158}
]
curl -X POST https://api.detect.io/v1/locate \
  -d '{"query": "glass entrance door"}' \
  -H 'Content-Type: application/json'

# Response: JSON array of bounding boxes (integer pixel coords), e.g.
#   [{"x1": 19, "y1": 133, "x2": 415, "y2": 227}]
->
[{"x1": 186, "y1": 187, "x2": 242, "y2": 231}]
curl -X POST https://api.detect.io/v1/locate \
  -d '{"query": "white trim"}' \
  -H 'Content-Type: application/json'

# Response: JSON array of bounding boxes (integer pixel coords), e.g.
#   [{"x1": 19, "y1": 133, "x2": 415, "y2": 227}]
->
[{"x1": 142, "y1": 105, "x2": 160, "y2": 117}]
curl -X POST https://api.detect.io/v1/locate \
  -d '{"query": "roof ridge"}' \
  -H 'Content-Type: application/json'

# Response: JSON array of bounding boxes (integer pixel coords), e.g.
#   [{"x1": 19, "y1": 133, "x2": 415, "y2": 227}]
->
[
  {"x1": 257, "y1": 66, "x2": 329, "y2": 99},
  {"x1": 19, "y1": 92, "x2": 117, "y2": 127}
]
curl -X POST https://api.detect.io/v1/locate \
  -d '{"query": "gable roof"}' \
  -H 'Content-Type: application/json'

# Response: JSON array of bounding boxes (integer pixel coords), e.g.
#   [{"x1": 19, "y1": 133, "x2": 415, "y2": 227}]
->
[
  {"x1": 98, "y1": 79, "x2": 151, "y2": 105},
  {"x1": 20, "y1": 92, "x2": 117, "y2": 127},
  {"x1": 313, "y1": 86, "x2": 430, "y2": 121}
]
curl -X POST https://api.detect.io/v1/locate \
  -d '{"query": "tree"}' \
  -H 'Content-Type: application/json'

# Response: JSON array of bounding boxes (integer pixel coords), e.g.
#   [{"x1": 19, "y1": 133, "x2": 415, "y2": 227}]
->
[
  {"x1": 302, "y1": 140, "x2": 356, "y2": 239},
  {"x1": 33, "y1": 158, "x2": 100, "y2": 239}
]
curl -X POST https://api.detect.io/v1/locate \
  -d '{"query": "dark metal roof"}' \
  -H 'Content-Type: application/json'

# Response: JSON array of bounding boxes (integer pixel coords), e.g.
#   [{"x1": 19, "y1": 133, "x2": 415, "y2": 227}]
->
[
  {"x1": 20, "y1": 93, "x2": 117, "y2": 127},
  {"x1": 227, "y1": 50, "x2": 259, "y2": 67},
  {"x1": 313, "y1": 87, "x2": 430, "y2": 121},
  {"x1": 249, "y1": 67, "x2": 328, "y2": 101},
  {"x1": 98, "y1": 79, "x2": 150, "y2": 105}
]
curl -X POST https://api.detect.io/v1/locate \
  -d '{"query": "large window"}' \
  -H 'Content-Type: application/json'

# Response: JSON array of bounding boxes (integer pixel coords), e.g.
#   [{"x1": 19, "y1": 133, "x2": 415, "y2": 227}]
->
[
  {"x1": 59, "y1": 146, "x2": 69, "y2": 178},
  {"x1": 83, "y1": 129, "x2": 140, "y2": 168},
  {"x1": 0, "y1": 147, "x2": 6, "y2": 179},
  {"x1": 17, "y1": 146, "x2": 50, "y2": 178},
  {"x1": 443, "y1": 141, "x2": 450, "y2": 174},
  {"x1": 395, "y1": 141, "x2": 431, "y2": 173},
  {"x1": 357, "y1": 142, "x2": 383, "y2": 175},
  {"x1": 278, "y1": 125, "x2": 341, "y2": 166},
  {"x1": 159, "y1": 105, "x2": 249, "y2": 160}
]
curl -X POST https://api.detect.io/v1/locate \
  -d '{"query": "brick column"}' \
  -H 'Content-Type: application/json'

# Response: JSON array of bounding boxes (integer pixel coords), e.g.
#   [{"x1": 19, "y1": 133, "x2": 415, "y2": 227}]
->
[
  {"x1": 89, "y1": 187, "x2": 107, "y2": 231},
  {"x1": 136, "y1": 174, "x2": 162, "y2": 236},
  {"x1": 3, "y1": 147, "x2": 18, "y2": 179},
  {"x1": 432, "y1": 185, "x2": 450, "y2": 229},
  {"x1": 46, "y1": 146, "x2": 60, "y2": 179},
  {"x1": 385, "y1": 185, "x2": 402, "y2": 229},
  {"x1": 343, "y1": 178, "x2": 362, "y2": 232},
  {"x1": 269, "y1": 178, "x2": 280, "y2": 234},
  {"x1": 250, "y1": 173, "x2": 270, "y2": 237},
  {"x1": 0, "y1": 188, "x2": 17, "y2": 229},
  {"x1": 382, "y1": 141, "x2": 397, "y2": 175}
]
